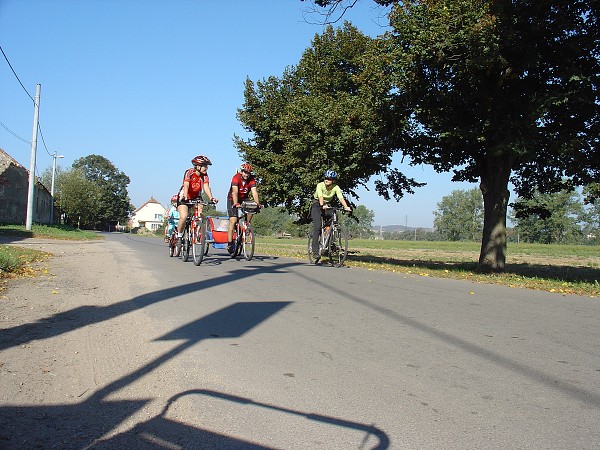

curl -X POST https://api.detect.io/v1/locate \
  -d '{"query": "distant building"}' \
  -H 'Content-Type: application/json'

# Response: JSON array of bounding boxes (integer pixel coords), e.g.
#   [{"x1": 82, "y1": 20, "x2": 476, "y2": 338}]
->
[
  {"x1": 129, "y1": 197, "x2": 166, "y2": 231},
  {"x1": 0, "y1": 147, "x2": 53, "y2": 224}
]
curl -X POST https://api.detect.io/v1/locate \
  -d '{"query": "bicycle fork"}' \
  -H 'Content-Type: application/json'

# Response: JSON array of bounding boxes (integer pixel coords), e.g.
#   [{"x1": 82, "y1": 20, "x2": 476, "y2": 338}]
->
[{"x1": 321, "y1": 225, "x2": 331, "y2": 253}]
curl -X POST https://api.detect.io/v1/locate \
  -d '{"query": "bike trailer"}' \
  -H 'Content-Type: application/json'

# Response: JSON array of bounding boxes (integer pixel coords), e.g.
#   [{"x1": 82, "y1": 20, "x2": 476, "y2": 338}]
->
[{"x1": 207, "y1": 216, "x2": 229, "y2": 248}]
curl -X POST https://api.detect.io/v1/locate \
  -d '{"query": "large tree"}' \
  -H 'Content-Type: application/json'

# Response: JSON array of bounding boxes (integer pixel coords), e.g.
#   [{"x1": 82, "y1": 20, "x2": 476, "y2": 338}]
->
[
  {"x1": 72, "y1": 154, "x2": 133, "y2": 229},
  {"x1": 235, "y1": 23, "x2": 423, "y2": 215},
  {"x1": 434, "y1": 188, "x2": 484, "y2": 241},
  {"x1": 58, "y1": 168, "x2": 102, "y2": 228},
  {"x1": 306, "y1": 0, "x2": 599, "y2": 272},
  {"x1": 387, "y1": 0, "x2": 598, "y2": 270}
]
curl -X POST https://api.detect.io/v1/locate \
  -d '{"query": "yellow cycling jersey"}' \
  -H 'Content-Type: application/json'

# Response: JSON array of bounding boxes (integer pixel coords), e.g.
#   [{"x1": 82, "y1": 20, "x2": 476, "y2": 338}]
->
[{"x1": 314, "y1": 182, "x2": 344, "y2": 203}]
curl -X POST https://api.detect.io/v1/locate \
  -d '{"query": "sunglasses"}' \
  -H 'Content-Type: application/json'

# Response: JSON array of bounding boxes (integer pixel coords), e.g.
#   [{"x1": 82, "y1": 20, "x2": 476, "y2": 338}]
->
[{"x1": 241, "y1": 169, "x2": 250, "y2": 174}]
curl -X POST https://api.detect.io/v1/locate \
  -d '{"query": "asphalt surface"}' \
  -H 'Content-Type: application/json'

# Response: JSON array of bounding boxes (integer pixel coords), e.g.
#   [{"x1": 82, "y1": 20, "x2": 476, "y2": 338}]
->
[
  {"x1": 97, "y1": 232, "x2": 600, "y2": 449},
  {"x1": 2, "y1": 232, "x2": 598, "y2": 449}
]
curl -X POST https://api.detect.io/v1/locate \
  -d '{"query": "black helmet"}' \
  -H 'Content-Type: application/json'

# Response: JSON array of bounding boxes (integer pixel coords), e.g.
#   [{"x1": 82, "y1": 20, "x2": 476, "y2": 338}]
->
[{"x1": 191, "y1": 155, "x2": 212, "y2": 165}]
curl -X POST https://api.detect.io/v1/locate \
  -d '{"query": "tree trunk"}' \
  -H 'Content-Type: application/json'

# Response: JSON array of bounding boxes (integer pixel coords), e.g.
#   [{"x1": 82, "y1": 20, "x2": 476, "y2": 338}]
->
[{"x1": 478, "y1": 156, "x2": 512, "y2": 273}]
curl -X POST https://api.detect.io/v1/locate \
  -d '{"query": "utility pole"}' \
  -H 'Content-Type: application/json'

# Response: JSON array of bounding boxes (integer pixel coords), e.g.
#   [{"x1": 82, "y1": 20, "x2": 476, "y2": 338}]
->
[
  {"x1": 50, "y1": 152, "x2": 64, "y2": 224},
  {"x1": 25, "y1": 84, "x2": 41, "y2": 231}
]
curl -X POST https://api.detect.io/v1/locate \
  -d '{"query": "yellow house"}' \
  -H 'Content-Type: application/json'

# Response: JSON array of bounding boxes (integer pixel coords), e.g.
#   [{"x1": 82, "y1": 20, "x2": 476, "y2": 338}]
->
[{"x1": 129, "y1": 197, "x2": 166, "y2": 231}]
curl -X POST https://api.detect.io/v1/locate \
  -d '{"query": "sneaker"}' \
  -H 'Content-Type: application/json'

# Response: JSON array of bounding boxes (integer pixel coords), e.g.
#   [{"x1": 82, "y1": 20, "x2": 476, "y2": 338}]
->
[
  {"x1": 311, "y1": 250, "x2": 321, "y2": 263},
  {"x1": 227, "y1": 242, "x2": 235, "y2": 254}
]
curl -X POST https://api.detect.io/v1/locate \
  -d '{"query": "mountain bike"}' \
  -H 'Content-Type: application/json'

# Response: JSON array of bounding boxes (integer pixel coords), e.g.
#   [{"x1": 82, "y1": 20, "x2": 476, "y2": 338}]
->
[
  {"x1": 307, "y1": 206, "x2": 349, "y2": 267},
  {"x1": 180, "y1": 199, "x2": 210, "y2": 266},
  {"x1": 231, "y1": 201, "x2": 260, "y2": 261}
]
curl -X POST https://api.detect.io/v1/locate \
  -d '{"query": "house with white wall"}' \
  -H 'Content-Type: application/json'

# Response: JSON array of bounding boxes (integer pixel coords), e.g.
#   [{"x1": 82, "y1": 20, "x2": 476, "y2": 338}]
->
[{"x1": 129, "y1": 197, "x2": 166, "y2": 231}]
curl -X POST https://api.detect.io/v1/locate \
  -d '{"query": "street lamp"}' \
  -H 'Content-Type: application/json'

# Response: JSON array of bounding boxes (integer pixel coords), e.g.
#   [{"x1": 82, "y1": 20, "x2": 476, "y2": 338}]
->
[{"x1": 51, "y1": 152, "x2": 64, "y2": 224}]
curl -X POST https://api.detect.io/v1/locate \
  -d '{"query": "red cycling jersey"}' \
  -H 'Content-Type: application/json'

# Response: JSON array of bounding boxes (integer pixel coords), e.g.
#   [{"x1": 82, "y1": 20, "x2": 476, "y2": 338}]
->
[
  {"x1": 227, "y1": 172, "x2": 256, "y2": 201},
  {"x1": 180, "y1": 168, "x2": 209, "y2": 200}
]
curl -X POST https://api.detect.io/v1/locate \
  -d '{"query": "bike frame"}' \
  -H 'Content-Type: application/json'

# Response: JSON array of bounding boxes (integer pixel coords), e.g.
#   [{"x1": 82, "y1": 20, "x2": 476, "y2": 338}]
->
[
  {"x1": 232, "y1": 203, "x2": 258, "y2": 260},
  {"x1": 308, "y1": 206, "x2": 349, "y2": 267},
  {"x1": 181, "y1": 199, "x2": 208, "y2": 265}
]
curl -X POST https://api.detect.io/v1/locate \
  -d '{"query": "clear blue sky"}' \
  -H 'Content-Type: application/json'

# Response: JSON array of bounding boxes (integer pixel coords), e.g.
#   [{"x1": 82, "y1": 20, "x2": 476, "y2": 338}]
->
[{"x1": 0, "y1": 0, "x2": 479, "y2": 228}]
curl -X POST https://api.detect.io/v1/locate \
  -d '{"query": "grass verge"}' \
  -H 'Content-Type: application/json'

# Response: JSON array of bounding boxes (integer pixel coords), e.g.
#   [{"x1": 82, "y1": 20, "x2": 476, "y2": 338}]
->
[
  {"x1": 257, "y1": 237, "x2": 600, "y2": 298},
  {"x1": 0, "y1": 224, "x2": 100, "y2": 280},
  {"x1": 0, "y1": 245, "x2": 50, "y2": 278},
  {"x1": 0, "y1": 224, "x2": 100, "y2": 240},
  {"x1": 2, "y1": 229, "x2": 598, "y2": 297}
]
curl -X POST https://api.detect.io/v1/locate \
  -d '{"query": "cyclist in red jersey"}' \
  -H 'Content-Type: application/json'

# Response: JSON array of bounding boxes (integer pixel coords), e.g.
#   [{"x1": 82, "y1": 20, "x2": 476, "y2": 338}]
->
[
  {"x1": 176, "y1": 155, "x2": 218, "y2": 252},
  {"x1": 226, "y1": 163, "x2": 260, "y2": 253}
]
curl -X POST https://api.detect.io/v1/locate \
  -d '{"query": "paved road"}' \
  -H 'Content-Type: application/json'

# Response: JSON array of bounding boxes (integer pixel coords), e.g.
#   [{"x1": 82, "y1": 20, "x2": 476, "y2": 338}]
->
[{"x1": 94, "y1": 232, "x2": 600, "y2": 449}]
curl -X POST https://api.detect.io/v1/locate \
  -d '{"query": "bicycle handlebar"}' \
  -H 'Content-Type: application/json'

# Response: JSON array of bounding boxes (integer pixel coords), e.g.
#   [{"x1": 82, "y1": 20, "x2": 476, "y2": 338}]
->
[
  {"x1": 236, "y1": 201, "x2": 261, "y2": 215},
  {"x1": 322, "y1": 205, "x2": 352, "y2": 213},
  {"x1": 182, "y1": 199, "x2": 212, "y2": 207}
]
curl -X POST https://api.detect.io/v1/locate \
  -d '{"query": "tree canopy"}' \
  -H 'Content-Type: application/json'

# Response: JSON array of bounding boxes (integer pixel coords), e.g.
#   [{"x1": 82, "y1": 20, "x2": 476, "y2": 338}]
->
[
  {"x1": 434, "y1": 188, "x2": 483, "y2": 241},
  {"x1": 58, "y1": 168, "x2": 103, "y2": 228},
  {"x1": 291, "y1": 0, "x2": 598, "y2": 272},
  {"x1": 511, "y1": 190, "x2": 586, "y2": 244},
  {"x1": 385, "y1": 0, "x2": 598, "y2": 270},
  {"x1": 235, "y1": 22, "x2": 423, "y2": 216},
  {"x1": 66, "y1": 154, "x2": 133, "y2": 229}
]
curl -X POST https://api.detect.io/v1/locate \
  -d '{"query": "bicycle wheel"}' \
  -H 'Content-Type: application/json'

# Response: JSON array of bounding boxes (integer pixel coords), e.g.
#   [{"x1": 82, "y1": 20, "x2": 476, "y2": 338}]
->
[
  {"x1": 242, "y1": 222, "x2": 255, "y2": 261},
  {"x1": 181, "y1": 227, "x2": 190, "y2": 262},
  {"x1": 230, "y1": 223, "x2": 242, "y2": 258},
  {"x1": 328, "y1": 224, "x2": 348, "y2": 267},
  {"x1": 203, "y1": 220, "x2": 210, "y2": 256},
  {"x1": 168, "y1": 234, "x2": 176, "y2": 257},
  {"x1": 192, "y1": 219, "x2": 205, "y2": 266}
]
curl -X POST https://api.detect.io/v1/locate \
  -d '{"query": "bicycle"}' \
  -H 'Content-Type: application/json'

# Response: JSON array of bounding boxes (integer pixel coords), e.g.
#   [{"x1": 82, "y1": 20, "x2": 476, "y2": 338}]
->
[
  {"x1": 180, "y1": 198, "x2": 210, "y2": 266},
  {"x1": 307, "y1": 206, "x2": 349, "y2": 267},
  {"x1": 166, "y1": 229, "x2": 178, "y2": 257},
  {"x1": 231, "y1": 201, "x2": 260, "y2": 261}
]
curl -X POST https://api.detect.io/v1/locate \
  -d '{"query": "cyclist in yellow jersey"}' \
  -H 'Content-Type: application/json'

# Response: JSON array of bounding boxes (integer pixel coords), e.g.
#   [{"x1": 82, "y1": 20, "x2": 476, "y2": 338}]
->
[{"x1": 310, "y1": 169, "x2": 351, "y2": 262}]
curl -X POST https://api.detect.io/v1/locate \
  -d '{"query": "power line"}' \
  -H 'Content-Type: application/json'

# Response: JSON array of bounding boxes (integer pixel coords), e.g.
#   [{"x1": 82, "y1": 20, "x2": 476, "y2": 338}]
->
[
  {"x1": 0, "y1": 119, "x2": 31, "y2": 144},
  {"x1": 37, "y1": 123, "x2": 52, "y2": 156},
  {"x1": 0, "y1": 44, "x2": 34, "y2": 102},
  {"x1": 1, "y1": 44, "x2": 53, "y2": 157},
  {"x1": 1, "y1": 117, "x2": 54, "y2": 158}
]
